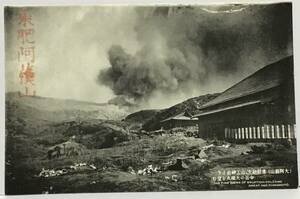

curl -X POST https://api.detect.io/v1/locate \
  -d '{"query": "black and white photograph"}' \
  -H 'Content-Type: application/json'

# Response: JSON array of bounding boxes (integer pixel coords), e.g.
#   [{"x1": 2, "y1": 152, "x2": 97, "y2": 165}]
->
[{"x1": 3, "y1": 2, "x2": 298, "y2": 195}]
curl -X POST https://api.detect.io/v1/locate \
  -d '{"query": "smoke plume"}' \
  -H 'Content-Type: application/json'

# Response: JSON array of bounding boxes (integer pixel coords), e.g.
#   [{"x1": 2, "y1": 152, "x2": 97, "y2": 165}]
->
[{"x1": 98, "y1": 4, "x2": 293, "y2": 108}]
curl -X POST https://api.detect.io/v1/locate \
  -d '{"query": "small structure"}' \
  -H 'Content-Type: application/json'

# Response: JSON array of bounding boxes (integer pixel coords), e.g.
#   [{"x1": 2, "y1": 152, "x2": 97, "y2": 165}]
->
[
  {"x1": 194, "y1": 56, "x2": 296, "y2": 141},
  {"x1": 160, "y1": 111, "x2": 198, "y2": 130}
]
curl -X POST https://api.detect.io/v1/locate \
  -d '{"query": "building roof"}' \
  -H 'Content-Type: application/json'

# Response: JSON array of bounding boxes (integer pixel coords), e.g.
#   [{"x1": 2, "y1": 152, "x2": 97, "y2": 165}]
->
[
  {"x1": 160, "y1": 112, "x2": 198, "y2": 123},
  {"x1": 200, "y1": 56, "x2": 293, "y2": 109},
  {"x1": 193, "y1": 100, "x2": 261, "y2": 117}
]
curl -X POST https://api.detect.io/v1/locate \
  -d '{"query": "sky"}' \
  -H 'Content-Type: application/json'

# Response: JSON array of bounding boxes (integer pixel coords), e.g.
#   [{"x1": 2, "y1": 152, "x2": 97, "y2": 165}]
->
[{"x1": 5, "y1": 4, "x2": 293, "y2": 109}]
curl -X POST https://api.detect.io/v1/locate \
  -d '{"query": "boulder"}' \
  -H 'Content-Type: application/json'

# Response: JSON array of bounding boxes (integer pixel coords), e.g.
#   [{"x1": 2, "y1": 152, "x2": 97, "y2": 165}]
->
[{"x1": 167, "y1": 159, "x2": 189, "y2": 170}]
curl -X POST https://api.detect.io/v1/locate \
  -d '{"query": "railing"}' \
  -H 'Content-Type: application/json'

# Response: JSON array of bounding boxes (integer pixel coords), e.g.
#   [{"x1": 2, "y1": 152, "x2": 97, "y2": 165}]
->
[{"x1": 225, "y1": 124, "x2": 296, "y2": 140}]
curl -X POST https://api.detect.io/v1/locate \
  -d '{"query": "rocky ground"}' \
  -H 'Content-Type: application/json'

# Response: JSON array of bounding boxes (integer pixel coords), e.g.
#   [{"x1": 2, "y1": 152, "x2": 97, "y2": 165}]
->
[{"x1": 5, "y1": 93, "x2": 298, "y2": 194}]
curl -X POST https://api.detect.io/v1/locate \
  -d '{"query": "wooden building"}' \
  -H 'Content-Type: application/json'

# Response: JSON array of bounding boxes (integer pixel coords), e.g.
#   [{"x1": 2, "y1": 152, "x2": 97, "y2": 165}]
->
[
  {"x1": 193, "y1": 56, "x2": 296, "y2": 141},
  {"x1": 160, "y1": 112, "x2": 198, "y2": 130}
]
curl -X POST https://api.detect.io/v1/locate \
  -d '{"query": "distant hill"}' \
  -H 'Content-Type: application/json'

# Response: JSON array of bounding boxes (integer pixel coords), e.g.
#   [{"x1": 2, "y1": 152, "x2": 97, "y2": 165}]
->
[
  {"x1": 5, "y1": 92, "x2": 133, "y2": 150},
  {"x1": 141, "y1": 93, "x2": 220, "y2": 131},
  {"x1": 5, "y1": 92, "x2": 128, "y2": 122}
]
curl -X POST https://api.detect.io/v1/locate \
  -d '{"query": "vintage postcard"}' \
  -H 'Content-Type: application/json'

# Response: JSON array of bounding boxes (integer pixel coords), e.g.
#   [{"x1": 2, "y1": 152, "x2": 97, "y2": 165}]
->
[{"x1": 4, "y1": 2, "x2": 298, "y2": 195}]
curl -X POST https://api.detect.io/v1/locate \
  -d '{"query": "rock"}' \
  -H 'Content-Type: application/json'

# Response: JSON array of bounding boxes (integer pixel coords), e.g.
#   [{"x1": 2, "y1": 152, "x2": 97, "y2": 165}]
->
[
  {"x1": 171, "y1": 175, "x2": 178, "y2": 182},
  {"x1": 128, "y1": 166, "x2": 136, "y2": 175},
  {"x1": 198, "y1": 159, "x2": 207, "y2": 163},
  {"x1": 202, "y1": 144, "x2": 215, "y2": 150},
  {"x1": 167, "y1": 159, "x2": 188, "y2": 170},
  {"x1": 198, "y1": 150, "x2": 208, "y2": 159},
  {"x1": 90, "y1": 181, "x2": 96, "y2": 184},
  {"x1": 220, "y1": 144, "x2": 231, "y2": 149},
  {"x1": 137, "y1": 165, "x2": 160, "y2": 175},
  {"x1": 89, "y1": 164, "x2": 97, "y2": 170}
]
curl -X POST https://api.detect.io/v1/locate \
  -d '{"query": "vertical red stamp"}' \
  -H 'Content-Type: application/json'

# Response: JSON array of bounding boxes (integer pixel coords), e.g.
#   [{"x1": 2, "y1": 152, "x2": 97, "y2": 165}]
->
[{"x1": 17, "y1": 8, "x2": 36, "y2": 96}]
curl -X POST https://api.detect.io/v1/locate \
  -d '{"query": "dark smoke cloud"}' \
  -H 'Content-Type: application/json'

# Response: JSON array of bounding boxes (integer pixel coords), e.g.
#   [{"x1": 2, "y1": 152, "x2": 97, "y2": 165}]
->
[{"x1": 98, "y1": 3, "x2": 293, "y2": 107}]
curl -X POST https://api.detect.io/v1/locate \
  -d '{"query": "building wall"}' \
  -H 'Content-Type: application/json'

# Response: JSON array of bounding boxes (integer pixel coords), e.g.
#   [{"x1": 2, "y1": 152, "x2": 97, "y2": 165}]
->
[
  {"x1": 197, "y1": 85, "x2": 295, "y2": 139},
  {"x1": 198, "y1": 103, "x2": 264, "y2": 139},
  {"x1": 161, "y1": 119, "x2": 197, "y2": 130}
]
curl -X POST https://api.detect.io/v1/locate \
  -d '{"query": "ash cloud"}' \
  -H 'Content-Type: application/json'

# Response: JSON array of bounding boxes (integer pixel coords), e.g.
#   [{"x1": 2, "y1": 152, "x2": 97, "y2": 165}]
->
[{"x1": 98, "y1": 4, "x2": 293, "y2": 108}]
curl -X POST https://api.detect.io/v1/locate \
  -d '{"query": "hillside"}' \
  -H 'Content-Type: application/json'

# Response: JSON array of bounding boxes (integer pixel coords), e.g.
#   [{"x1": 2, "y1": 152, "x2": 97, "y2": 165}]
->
[
  {"x1": 6, "y1": 92, "x2": 128, "y2": 121},
  {"x1": 142, "y1": 93, "x2": 220, "y2": 131},
  {"x1": 5, "y1": 92, "x2": 134, "y2": 152},
  {"x1": 124, "y1": 109, "x2": 161, "y2": 124},
  {"x1": 6, "y1": 92, "x2": 298, "y2": 194},
  {"x1": 5, "y1": 93, "x2": 136, "y2": 194}
]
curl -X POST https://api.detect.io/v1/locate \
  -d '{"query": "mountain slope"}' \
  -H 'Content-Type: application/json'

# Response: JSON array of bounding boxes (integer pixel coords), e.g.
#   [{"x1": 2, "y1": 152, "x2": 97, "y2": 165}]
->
[
  {"x1": 126, "y1": 93, "x2": 220, "y2": 131},
  {"x1": 6, "y1": 92, "x2": 128, "y2": 121},
  {"x1": 124, "y1": 109, "x2": 161, "y2": 124}
]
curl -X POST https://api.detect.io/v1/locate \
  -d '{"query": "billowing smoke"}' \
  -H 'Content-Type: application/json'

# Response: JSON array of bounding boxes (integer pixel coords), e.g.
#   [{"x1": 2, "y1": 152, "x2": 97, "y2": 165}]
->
[{"x1": 98, "y1": 4, "x2": 293, "y2": 108}]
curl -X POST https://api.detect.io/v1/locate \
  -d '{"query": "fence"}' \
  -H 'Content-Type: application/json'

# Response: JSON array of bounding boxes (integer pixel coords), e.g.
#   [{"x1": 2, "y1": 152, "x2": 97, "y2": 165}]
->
[{"x1": 224, "y1": 124, "x2": 296, "y2": 141}]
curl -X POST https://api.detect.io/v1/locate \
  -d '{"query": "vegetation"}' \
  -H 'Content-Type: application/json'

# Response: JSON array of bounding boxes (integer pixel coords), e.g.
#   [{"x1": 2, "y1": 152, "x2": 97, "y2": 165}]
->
[{"x1": 5, "y1": 93, "x2": 298, "y2": 194}]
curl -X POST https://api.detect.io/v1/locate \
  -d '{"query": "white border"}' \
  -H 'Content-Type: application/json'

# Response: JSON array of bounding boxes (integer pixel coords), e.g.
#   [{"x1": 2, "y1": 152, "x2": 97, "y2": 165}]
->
[{"x1": 0, "y1": 0, "x2": 299, "y2": 198}]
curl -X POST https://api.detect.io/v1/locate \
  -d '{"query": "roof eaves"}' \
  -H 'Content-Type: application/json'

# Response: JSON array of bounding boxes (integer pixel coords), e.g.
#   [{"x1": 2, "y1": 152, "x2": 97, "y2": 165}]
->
[{"x1": 193, "y1": 100, "x2": 262, "y2": 117}]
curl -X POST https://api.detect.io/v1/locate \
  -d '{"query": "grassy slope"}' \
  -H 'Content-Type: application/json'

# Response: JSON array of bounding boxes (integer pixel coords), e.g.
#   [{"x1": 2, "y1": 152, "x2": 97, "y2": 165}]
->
[
  {"x1": 5, "y1": 93, "x2": 298, "y2": 194},
  {"x1": 5, "y1": 93, "x2": 133, "y2": 194}
]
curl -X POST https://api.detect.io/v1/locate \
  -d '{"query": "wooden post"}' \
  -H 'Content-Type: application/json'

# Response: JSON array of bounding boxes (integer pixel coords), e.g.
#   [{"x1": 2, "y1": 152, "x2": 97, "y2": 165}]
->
[
  {"x1": 249, "y1": 127, "x2": 252, "y2": 139},
  {"x1": 291, "y1": 124, "x2": 295, "y2": 138},
  {"x1": 262, "y1": 126, "x2": 265, "y2": 139},
  {"x1": 241, "y1": 128, "x2": 245, "y2": 139},
  {"x1": 281, "y1": 125, "x2": 285, "y2": 138},
  {"x1": 245, "y1": 127, "x2": 248, "y2": 139},
  {"x1": 294, "y1": 124, "x2": 296, "y2": 138},
  {"x1": 238, "y1": 128, "x2": 241, "y2": 139},
  {"x1": 266, "y1": 125, "x2": 270, "y2": 139},
  {"x1": 235, "y1": 129, "x2": 238, "y2": 139},
  {"x1": 287, "y1": 124, "x2": 291, "y2": 139},
  {"x1": 276, "y1": 125, "x2": 280, "y2": 139},
  {"x1": 257, "y1": 126, "x2": 261, "y2": 139},
  {"x1": 271, "y1": 125, "x2": 275, "y2": 139},
  {"x1": 253, "y1": 127, "x2": 256, "y2": 139}
]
